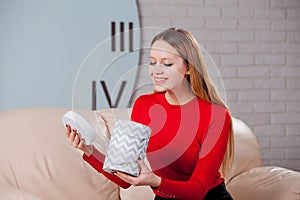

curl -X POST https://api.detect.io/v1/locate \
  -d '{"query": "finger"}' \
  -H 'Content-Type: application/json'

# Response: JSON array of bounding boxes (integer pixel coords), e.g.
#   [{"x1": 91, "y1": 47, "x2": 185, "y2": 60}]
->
[
  {"x1": 137, "y1": 158, "x2": 144, "y2": 164},
  {"x1": 70, "y1": 129, "x2": 79, "y2": 142},
  {"x1": 68, "y1": 130, "x2": 76, "y2": 145},
  {"x1": 65, "y1": 124, "x2": 71, "y2": 137},
  {"x1": 78, "y1": 137, "x2": 86, "y2": 149},
  {"x1": 115, "y1": 171, "x2": 136, "y2": 184},
  {"x1": 137, "y1": 159, "x2": 152, "y2": 175},
  {"x1": 73, "y1": 128, "x2": 78, "y2": 134},
  {"x1": 73, "y1": 133, "x2": 81, "y2": 147},
  {"x1": 137, "y1": 159, "x2": 148, "y2": 169}
]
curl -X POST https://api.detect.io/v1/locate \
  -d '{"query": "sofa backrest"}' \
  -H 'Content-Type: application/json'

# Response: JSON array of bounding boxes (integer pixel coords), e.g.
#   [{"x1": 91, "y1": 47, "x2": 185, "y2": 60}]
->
[
  {"x1": 0, "y1": 108, "x2": 119, "y2": 200},
  {"x1": 226, "y1": 118, "x2": 262, "y2": 182}
]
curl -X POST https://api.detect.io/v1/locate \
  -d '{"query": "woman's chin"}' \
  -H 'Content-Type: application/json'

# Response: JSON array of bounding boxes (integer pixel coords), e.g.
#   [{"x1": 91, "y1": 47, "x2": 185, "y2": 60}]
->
[{"x1": 154, "y1": 85, "x2": 167, "y2": 93}]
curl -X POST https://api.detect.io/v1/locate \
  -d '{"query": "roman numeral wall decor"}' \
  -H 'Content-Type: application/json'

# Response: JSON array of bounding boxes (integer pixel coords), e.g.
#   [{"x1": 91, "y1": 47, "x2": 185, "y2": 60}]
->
[{"x1": 111, "y1": 21, "x2": 134, "y2": 52}]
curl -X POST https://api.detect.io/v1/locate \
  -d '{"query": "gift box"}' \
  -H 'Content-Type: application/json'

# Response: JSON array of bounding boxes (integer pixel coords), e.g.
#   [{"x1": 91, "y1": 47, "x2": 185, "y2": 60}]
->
[{"x1": 103, "y1": 120, "x2": 151, "y2": 177}]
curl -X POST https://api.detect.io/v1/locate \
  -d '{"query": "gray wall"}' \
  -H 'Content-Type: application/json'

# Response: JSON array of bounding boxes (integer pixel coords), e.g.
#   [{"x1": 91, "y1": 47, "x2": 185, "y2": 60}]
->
[{"x1": 0, "y1": 0, "x2": 140, "y2": 110}]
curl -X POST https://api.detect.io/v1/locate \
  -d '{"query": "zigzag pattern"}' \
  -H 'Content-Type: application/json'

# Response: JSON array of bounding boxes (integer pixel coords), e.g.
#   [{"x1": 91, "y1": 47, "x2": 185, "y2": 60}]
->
[{"x1": 103, "y1": 120, "x2": 151, "y2": 177}]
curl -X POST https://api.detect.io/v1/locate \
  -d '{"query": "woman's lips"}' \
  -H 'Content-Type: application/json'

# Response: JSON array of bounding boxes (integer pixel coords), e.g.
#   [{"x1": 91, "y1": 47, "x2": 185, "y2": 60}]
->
[{"x1": 154, "y1": 77, "x2": 168, "y2": 84}]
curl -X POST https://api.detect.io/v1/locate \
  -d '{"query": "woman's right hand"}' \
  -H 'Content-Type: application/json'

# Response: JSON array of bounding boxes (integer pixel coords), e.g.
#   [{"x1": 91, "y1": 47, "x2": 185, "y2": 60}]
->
[{"x1": 65, "y1": 124, "x2": 93, "y2": 156}]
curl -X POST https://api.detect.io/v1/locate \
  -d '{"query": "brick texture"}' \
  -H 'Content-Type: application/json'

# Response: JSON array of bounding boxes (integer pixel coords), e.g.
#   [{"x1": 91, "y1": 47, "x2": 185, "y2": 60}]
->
[{"x1": 136, "y1": 0, "x2": 300, "y2": 171}]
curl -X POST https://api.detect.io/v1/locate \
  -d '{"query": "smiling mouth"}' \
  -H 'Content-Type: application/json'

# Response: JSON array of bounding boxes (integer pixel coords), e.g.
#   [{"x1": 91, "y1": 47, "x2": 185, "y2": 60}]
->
[{"x1": 154, "y1": 77, "x2": 168, "y2": 84}]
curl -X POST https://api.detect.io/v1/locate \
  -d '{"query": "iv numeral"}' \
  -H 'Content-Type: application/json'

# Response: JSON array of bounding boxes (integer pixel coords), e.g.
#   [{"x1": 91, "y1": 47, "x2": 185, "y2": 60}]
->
[{"x1": 91, "y1": 80, "x2": 127, "y2": 110}]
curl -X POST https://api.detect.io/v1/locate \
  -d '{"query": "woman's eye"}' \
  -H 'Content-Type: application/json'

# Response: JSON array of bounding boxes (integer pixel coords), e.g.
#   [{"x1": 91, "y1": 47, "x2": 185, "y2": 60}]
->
[
  {"x1": 164, "y1": 63, "x2": 173, "y2": 67},
  {"x1": 149, "y1": 62, "x2": 156, "y2": 65}
]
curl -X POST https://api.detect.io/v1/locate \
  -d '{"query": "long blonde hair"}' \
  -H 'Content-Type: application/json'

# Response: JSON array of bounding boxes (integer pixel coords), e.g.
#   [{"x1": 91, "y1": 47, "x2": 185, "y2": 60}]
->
[{"x1": 151, "y1": 28, "x2": 234, "y2": 176}]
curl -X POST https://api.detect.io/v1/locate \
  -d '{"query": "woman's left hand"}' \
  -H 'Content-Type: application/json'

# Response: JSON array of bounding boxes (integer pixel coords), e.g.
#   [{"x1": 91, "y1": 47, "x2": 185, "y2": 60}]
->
[{"x1": 115, "y1": 159, "x2": 161, "y2": 188}]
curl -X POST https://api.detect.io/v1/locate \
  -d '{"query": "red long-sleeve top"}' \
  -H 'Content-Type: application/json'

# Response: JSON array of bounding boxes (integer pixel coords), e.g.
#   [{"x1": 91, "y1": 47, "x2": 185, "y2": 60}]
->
[{"x1": 83, "y1": 93, "x2": 231, "y2": 199}]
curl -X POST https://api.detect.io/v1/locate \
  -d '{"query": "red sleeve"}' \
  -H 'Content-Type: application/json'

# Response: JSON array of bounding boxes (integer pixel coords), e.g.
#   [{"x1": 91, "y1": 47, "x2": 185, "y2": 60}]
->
[
  {"x1": 82, "y1": 147, "x2": 131, "y2": 189},
  {"x1": 130, "y1": 95, "x2": 148, "y2": 124},
  {"x1": 152, "y1": 106, "x2": 231, "y2": 199}
]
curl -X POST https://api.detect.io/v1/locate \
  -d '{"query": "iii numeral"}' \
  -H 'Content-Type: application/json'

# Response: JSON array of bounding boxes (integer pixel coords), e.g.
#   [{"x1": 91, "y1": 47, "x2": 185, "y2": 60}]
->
[{"x1": 111, "y1": 21, "x2": 133, "y2": 52}]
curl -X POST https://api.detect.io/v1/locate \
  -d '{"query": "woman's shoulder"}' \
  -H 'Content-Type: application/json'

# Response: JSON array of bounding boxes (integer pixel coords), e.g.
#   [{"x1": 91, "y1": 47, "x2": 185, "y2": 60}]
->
[
  {"x1": 131, "y1": 93, "x2": 164, "y2": 122},
  {"x1": 197, "y1": 98, "x2": 230, "y2": 117}
]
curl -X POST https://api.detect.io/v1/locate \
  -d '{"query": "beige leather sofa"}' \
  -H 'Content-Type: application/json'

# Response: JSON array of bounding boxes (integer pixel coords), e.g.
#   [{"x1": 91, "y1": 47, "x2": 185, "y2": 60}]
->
[{"x1": 0, "y1": 107, "x2": 299, "y2": 200}]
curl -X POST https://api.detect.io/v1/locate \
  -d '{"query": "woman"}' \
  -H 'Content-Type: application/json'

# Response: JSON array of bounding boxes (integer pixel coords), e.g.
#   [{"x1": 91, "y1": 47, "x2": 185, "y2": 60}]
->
[{"x1": 66, "y1": 28, "x2": 234, "y2": 199}]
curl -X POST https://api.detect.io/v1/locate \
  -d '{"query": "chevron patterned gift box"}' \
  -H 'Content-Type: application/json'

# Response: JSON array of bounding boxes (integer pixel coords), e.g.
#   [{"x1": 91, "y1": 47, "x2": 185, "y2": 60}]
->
[{"x1": 103, "y1": 120, "x2": 151, "y2": 177}]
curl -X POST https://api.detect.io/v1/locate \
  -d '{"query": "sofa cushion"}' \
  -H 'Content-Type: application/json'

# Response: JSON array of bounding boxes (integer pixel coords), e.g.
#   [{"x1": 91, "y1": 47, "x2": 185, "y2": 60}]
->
[
  {"x1": 227, "y1": 166, "x2": 300, "y2": 200},
  {"x1": 0, "y1": 108, "x2": 119, "y2": 200},
  {"x1": 95, "y1": 108, "x2": 132, "y2": 135},
  {"x1": 119, "y1": 185, "x2": 155, "y2": 200},
  {"x1": 0, "y1": 184, "x2": 42, "y2": 200}
]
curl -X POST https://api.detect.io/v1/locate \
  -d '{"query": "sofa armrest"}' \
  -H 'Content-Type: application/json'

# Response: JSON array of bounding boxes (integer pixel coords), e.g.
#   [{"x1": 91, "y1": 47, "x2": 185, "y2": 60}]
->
[
  {"x1": 226, "y1": 166, "x2": 300, "y2": 200},
  {"x1": 0, "y1": 184, "x2": 42, "y2": 200}
]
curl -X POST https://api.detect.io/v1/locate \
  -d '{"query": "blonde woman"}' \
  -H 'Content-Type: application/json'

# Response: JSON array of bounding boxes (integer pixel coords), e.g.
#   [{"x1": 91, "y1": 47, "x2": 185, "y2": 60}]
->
[{"x1": 66, "y1": 28, "x2": 234, "y2": 200}]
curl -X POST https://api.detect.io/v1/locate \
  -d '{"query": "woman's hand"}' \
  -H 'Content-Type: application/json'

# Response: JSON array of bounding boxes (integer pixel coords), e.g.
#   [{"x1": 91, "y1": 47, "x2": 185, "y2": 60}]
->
[
  {"x1": 115, "y1": 158, "x2": 161, "y2": 188},
  {"x1": 65, "y1": 124, "x2": 93, "y2": 156}
]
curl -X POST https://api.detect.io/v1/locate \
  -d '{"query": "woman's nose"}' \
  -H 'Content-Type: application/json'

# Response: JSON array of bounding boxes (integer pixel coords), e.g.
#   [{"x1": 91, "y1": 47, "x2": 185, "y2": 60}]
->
[{"x1": 153, "y1": 64, "x2": 163, "y2": 74}]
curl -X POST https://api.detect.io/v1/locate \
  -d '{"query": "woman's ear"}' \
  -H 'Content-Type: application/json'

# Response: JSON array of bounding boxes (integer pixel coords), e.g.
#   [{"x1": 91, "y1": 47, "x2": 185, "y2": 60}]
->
[{"x1": 186, "y1": 65, "x2": 190, "y2": 75}]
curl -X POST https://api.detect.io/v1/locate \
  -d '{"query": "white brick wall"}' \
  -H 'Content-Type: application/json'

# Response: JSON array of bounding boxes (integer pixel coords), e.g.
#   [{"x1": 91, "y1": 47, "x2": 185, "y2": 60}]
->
[{"x1": 136, "y1": 0, "x2": 300, "y2": 171}]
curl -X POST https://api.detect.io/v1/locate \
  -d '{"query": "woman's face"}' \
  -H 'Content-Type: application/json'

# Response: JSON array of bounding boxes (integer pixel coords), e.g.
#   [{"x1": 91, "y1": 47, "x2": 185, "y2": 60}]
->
[{"x1": 149, "y1": 40, "x2": 190, "y2": 93}]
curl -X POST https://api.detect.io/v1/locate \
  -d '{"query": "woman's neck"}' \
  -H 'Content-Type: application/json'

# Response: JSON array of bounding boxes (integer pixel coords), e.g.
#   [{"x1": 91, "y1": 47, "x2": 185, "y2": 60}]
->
[{"x1": 165, "y1": 89, "x2": 195, "y2": 105}]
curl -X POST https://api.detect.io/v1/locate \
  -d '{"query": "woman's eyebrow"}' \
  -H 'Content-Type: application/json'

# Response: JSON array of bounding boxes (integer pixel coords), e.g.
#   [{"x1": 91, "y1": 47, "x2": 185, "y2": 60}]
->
[{"x1": 149, "y1": 56, "x2": 174, "y2": 61}]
